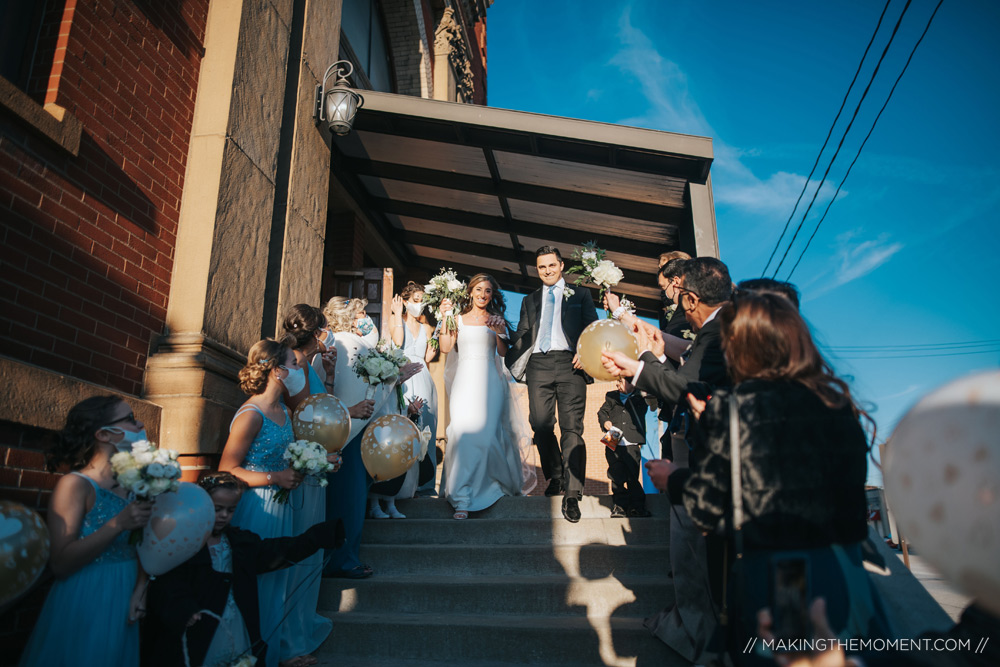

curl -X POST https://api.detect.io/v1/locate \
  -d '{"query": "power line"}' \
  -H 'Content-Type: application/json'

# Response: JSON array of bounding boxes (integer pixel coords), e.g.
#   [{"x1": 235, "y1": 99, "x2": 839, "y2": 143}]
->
[
  {"x1": 825, "y1": 338, "x2": 1000, "y2": 351},
  {"x1": 770, "y1": 0, "x2": 914, "y2": 278},
  {"x1": 761, "y1": 0, "x2": 894, "y2": 277},
  {"x1": 828, "y1": 348, "x2": 1000, "y2": 360},
  {"x1": 787, "y1": 0, "x2": 945, "y2": 280}
]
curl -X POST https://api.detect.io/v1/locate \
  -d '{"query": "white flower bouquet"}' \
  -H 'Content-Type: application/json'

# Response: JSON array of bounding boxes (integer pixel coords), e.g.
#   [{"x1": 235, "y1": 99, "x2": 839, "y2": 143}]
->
[
  {"x1": 354, "y1": 339, "x2": 410, "y2": 403},
  {"x1": 568, "y1": 241, "x2": 625, "y2": 308},
  {"x1": 273, "y1": 439, "x2": 335, "y2": 504},
  {"x1": 423, "y1": 268, "x2": 467, "y2": 333},
  {"x1": 110, "y1": 440, "x2": 182, "y2": 543}
]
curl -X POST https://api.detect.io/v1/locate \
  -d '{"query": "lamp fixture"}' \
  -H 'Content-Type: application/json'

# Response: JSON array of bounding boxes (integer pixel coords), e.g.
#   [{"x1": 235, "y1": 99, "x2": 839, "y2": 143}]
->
[{"x1": 314, "y1": 60, "x2": 364, "y2": 136}]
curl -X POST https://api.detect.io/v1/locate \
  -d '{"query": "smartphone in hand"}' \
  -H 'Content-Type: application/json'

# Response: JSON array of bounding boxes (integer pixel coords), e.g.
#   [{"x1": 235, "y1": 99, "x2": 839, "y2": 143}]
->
[{"x1": 770, "y1": 555, "x2": 812, "y2": 647}]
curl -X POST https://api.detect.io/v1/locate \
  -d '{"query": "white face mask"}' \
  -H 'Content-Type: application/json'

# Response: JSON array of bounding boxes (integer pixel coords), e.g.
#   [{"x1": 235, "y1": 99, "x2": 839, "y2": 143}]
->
[
  {"x1": 278, "y1": 365, "x2": 307, "y2": 395},
  {"x1": 102, "y1": 427, "x2": 149, "y2": 452},
  {"x1": 318, "y1": 328, "x2": 336, "y2": 350},
  {"x1": 405, "y1": 302, "x2": 424, "y2": 317}
]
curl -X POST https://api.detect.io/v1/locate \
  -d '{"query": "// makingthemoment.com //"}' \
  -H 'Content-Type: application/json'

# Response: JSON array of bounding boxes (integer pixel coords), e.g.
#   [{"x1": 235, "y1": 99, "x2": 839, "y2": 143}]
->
[{"x1": 745, "y1": 636, "x2": 991, "y2": 655}]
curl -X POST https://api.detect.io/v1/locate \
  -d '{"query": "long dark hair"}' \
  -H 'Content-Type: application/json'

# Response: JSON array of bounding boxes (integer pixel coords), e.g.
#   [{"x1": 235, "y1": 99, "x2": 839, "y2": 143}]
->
[
  {"x1": 47, "y1": 395, "x2": 124, "y2": 472},
  {"x1": 460, "y1": 273, "x2": 511, "y2": 331},
  {"x1": 720, "y1": 291, "x2": 865, "y2": 417}
]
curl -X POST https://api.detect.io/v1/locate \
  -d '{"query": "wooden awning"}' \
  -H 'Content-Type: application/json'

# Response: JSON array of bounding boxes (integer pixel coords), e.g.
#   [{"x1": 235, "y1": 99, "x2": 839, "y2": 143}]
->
[{"x1": 331, "y1": 91, "x2": 717, "y2": 317}]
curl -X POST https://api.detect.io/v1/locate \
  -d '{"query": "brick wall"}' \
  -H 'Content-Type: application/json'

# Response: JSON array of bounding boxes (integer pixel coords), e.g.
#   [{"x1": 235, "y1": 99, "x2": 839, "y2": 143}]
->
[{"x1": 0, "y1": 0, "x2": 210, "y2": 397}]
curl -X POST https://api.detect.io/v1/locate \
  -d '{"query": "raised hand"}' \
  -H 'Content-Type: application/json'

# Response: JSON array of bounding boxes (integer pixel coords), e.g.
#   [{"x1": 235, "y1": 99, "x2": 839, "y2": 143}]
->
[
  {"x1": 398, "y1": 361, "x2": 423, "y2": 383},
  {"x1": 439, "y1": 298, "x2": 454, "y2": 315},
  {"x1": 605, "y1": 292, "x2": 621, "y2": 313},
  {"x1": 319, "y1": 347, "x2": 337, "y2": 380},
  {"x1": 407, "y1": 397, "x2": 425, "y2": 417},
  {"x1": 485, "y1": 314, "x2": 506, "y2": 333},
  {"x1": 601, "y1": 350, "x2": 639, "y2": 378},
  {"x1": 390, "y1": 294, "x2": 404, "y2": 317}
]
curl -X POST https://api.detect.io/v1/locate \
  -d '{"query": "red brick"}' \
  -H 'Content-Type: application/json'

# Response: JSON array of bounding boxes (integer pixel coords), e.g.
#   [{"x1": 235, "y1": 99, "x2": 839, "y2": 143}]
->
[
  {"x1": 19, "y1": 470, "x2": 60, "y2": 490},
  {"x1": 0, "y1": 468, "x2": 21, "y2": 486},
  {"x1": 6, "y1": 448, "x2": 48, "y2": 471}
]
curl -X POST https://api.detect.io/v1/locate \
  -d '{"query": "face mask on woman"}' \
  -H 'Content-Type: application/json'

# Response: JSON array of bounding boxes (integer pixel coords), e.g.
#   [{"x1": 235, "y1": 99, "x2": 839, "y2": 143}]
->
[
  {"x1": 355, "y1": 316, "x2": 375, "y2": 337},
  {"x1": 102, "y1": 426, "x2": 149, "y2": 452},
  {"x1": 405, "y1": 302, "x2": 424, "y2": 318},
  {"x1": 278, "y1": 365, "x2": 307, "y2": 395},
  {"x1": 317, "y1": 328, "x2": 336, "y2": 350}
]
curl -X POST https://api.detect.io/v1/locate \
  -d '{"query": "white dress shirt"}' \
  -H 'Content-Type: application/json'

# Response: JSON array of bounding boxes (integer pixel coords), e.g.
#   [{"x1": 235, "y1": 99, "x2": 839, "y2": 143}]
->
[{"x1": 532, "y1": 277, "x2": 571, "y2": 354}]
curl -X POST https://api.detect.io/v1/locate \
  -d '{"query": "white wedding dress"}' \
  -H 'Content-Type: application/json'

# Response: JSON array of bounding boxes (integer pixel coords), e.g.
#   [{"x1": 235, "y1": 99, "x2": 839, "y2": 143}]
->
[{"x1": 443, "y1": 315, "x2": 535, "y2": 512}]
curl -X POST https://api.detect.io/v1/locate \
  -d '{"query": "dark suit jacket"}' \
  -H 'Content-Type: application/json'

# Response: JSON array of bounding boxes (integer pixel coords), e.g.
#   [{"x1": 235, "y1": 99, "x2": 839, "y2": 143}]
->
[
  {"x1": 505, "y1": 283, "x2": 599, "y2": 381},
  {"x1": 633, "y1": 316, "x2": 728, "y2": 406},
  {"x1": 597, "y1": 391, "x2": 649, "y2": 444}
]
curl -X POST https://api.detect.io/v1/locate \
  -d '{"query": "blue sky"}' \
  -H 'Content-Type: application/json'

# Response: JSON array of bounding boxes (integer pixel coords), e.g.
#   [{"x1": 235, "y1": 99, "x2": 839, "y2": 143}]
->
[{"x1": 487, "y1": 0, "x2": 1000, "y2": 485}]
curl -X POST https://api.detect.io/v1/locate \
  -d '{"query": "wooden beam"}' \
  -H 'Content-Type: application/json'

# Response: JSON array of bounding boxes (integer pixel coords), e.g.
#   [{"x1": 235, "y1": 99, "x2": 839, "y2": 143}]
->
[{"x1": 375, "y1": 199, "x2": 676, "y2": 257}]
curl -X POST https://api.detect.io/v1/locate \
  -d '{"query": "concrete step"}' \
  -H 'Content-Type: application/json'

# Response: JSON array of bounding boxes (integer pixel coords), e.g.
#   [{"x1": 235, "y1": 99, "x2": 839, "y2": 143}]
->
[
  {"x1": 360, "y1": 516, "x2": 669, "y2": 546},
  {"x1": 321, "y1": 574, "x2": 675, "y2": 617},
  {"x1": 356, "y1": 543, "x2": 671, "y2": 577},
  {"x1": 392, "y1": 494, "x2": 671, "y2": 520},
  {"x1": 318, "y1": 612, "x2": 682, "y2": 667}
]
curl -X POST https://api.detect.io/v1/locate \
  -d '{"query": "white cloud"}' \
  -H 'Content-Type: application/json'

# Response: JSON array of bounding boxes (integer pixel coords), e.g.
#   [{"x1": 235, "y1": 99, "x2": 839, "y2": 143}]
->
[
  {"x1": 609, "y1": 7, "x2": 842, "y2": 217},
  {"x1": 806, "y1": 229, "x2": 904, "y2": 298}
]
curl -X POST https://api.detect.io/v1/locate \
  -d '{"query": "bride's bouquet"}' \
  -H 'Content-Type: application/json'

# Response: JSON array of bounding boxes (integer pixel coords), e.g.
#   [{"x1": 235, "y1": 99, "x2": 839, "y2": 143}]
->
[
  {"x1": 568, "y1": 241, "x2": 625, "y2": 308},
  {"x1": 423, "y1": 268, "x2": 467, "y2": 333},
  {"x1": 110, "y1": 440, "x2": 182, "y2": 543},
  {"x1": 273, "y1": 440, "x2": 335, "y2": 504},
  {"x1": 354, "y1": 339, "x2": 410, "y2": 404}
]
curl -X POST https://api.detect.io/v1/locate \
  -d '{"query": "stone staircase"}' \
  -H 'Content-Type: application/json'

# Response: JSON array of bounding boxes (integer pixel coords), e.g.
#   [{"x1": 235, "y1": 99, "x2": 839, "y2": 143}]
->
[{"x1": 315, "y1": 494, "x2": 685, "y2": 667}]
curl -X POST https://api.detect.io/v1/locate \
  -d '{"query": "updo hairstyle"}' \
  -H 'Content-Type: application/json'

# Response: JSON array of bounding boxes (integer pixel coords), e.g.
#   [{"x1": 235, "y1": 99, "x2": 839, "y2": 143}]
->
[
  {"x1": 282, "y1": 304, "x2": 327, "y2": 350},
  {"x1": 238, "y1": 339, "x2": 290, "y2": 395},
  {"x1": 198, "y1": 470, "x2": 249, "y2": 495},
  {"x1": 46, "y1": 395, "x2": 124, "y2": 472},
  {"x1": 323, "y1": 296, "x2": 368, "y2": 333},
  {"x1": 400, "y1": 281, "x2": 424, "y2": 301}
]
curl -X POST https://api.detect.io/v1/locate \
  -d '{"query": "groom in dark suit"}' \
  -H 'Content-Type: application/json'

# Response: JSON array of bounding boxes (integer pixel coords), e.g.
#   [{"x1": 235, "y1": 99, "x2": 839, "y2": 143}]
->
[{"x1": 506, "y1": 246, "x2": 599, "y2": 523}]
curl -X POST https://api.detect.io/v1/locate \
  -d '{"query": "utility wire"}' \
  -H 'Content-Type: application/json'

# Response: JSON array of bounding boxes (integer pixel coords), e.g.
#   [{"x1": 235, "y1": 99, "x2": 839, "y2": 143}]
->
[
  {"x1": 828, "y1": 348, "x2": 1000, "y2": 360},
  {"x1": 787, "y1": 1, "x2": 944, "y2": 280},
  {"x1": 771, "y1": 0, "x2": 914, "y2": 278},
  {"x1": 761, "y1": 0, "x2": 894, "y2": 277},
  {"x1": 826, "y1": 339, "x2": 1000, "y2": 351}
]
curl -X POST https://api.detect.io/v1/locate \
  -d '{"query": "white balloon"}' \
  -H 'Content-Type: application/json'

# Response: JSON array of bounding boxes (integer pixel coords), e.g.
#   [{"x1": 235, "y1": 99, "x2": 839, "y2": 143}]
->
[
  {"x1": 136, "y1": 482, "x2": 214, "y2": 576},
  {"x1": 885, "y1": 370, "x2": 1000, "y2": 617}
]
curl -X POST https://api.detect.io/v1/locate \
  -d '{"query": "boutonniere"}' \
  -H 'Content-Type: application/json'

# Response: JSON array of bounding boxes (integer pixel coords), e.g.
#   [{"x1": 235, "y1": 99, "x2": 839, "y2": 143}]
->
[
  {"x1": 682, "y1": 329, "x2": 696, "y2": 341},
  {"x1": 563, "y1": 287, "x2": 574, "y2": 300},
  {"x1": 665, "y1": 303, "x2": 677, "y2": 319}
]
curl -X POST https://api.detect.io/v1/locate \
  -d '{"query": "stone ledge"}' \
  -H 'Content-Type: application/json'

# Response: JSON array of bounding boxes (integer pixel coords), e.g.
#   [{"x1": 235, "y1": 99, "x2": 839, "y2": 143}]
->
[
  {"x1": 0, "y1": 77, "x2": 82, "y2": 156},
  {"x1": 0, "y1": 355, "x2": 161, "y2": 438}
]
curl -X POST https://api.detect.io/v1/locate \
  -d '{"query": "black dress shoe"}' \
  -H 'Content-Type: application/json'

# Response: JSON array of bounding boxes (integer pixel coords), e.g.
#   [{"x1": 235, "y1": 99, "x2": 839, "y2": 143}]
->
[
  {"x1": 610, "y1": 504, "x2": 628, "y2": 518},
  {"x1": 628, "y1": 507, "x2": 652, "y2": 518},
  {"x1": 562, "y1": 496, "x2": 581, "y2": 523},
  {"x1": 544, "y1": 479, "x2": 564, "y2": 497}
]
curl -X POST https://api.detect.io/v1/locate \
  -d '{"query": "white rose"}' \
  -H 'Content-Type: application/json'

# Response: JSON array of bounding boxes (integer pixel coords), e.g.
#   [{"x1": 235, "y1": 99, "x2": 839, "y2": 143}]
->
[
  {"x1": 119, "y1": 467, "x2": 142, "y2": 488},
  {"x1": 134, "y1": 451, "x2": 154, "y2": 466},
  {"x1": 110, "y1": 452, "x2": 133, "y2": 473},
  {"x1": 591, "y1": 260, "x2": 623, "y2": 287},
  {"x1": 582, "y1": 250, "x2": 597, "y2": 261},
  {"x1": 306, "y1": 459, "x2": 319, "y2": 472},
  {"x1": 447, "y1": 279, "x2": 463, "y2": 291},
  {"x1": 150, "y1": 478, "x2": 172, "y2": 495},
  {"x1": 423, "y1": 283, "x2": 435, "y2": 294},
  {"x1": 131, "y1": 440, "x2": 152, "y2": 454}
]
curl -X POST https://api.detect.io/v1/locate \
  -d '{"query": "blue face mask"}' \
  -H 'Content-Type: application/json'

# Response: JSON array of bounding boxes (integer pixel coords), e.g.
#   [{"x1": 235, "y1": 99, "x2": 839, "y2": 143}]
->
[
  {"x1": 356, "y1": 317, "x2": 375, "y2": 336},
  {"x1": 318, "y1": 328, "x2": 336, "y2": 349}
]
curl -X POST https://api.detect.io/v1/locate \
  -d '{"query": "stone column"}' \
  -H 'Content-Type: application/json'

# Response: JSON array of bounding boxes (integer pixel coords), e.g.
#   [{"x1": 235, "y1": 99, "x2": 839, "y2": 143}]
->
[{"x1": 145, "y1": 0, "x2": 343, "y2": 456}]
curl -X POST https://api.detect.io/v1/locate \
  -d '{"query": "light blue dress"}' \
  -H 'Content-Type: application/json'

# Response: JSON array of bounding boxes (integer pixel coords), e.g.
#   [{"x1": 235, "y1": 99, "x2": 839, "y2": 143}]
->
[
  {"x1": 19, "y1": 473, "x2": 139, "y2": 667},
  {"x1": 229, "y1": 403, "x2": 331, "y2": 667},
  {"x1": 402, "y1": 324, "x2": 439, "y2": 495}
]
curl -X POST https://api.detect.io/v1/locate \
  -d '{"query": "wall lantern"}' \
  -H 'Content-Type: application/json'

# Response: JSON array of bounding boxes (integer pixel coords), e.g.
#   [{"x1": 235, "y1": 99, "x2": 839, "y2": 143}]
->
[{"x1": 314, "y1": 61, "x2": 364, "y2": 136}]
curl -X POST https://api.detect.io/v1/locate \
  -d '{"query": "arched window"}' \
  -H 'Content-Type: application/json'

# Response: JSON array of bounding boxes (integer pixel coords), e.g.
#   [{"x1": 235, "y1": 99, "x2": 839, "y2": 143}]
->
[{"x1": 341, "y1": 0, "x2": 392, "y2": 92}]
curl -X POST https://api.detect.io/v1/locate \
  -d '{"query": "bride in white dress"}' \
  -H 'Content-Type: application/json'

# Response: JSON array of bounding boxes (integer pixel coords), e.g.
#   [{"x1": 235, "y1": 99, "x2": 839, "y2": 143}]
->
[{"x1": 438, "y1": 274, "x2": 534, "y2": 520}]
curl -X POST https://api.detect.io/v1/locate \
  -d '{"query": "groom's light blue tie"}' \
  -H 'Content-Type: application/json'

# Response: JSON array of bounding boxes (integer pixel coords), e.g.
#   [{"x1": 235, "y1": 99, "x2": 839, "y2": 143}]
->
[{"x1": 539, "y1": 285, "x2": 555, "y2": 353}]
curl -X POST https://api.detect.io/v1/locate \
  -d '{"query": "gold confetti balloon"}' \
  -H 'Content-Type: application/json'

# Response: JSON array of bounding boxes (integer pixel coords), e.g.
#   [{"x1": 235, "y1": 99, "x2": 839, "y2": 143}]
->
[
  {"x1": 0, "y1": 501, "x2": 50, "y2": 607},
  {"x1": 360, "y1": 414, "x2": 421, "y2": 481},
  {"x1": 576, "y1": 319, "x2": 640, "y2": 382},
  {"x1": 293, "y1": 393, "x2": 351, "y2": 453},
  {"x1": 884, "y1": 370, "x2": 1000, "y2": 618},
  {"x1": 136, "y1": 482, "x2": 214, "y2": 576}
]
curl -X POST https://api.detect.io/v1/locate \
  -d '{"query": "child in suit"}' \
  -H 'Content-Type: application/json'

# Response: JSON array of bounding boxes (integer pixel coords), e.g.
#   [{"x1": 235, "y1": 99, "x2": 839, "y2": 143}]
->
[
  {"x1": 146, "y1": 472, "x2": 344, "y2": 667},
  {"x1": 597, "y1": 379, "x2": 651, "y2": 518}
]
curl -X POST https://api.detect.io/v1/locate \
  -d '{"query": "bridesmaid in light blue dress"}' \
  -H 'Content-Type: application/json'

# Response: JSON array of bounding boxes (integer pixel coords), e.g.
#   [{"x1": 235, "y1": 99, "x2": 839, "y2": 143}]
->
[
  {"x1": 220, "y1": 338, "x2": 336, "y2": 667},
  {"x1": 20, "y1": 396, "x2": 153, "y2": 667}
]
